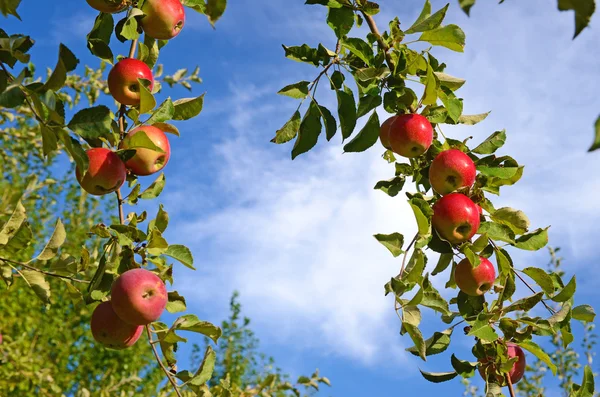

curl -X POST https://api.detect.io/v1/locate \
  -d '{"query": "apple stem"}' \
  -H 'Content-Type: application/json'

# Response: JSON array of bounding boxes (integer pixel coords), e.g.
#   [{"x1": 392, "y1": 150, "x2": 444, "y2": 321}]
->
[
  {"x1": 146, "y1": 325, "x2": 184, "y2": 397},
  {"x1": 506, "y1": 374, "x2": 516, "y2": 397}
]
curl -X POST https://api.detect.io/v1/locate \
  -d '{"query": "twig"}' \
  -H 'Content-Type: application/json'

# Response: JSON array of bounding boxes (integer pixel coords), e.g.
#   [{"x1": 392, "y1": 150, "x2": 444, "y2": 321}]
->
[
  {"x1": 506, "y1": 374, "x2": 516, "y2": 397},
  {"x1": 146, "y1": 325, "x2": 183, "y2": 397},
  {"x1": 399, "y1": 233, "x2": 419, "y2": 278},
  {"x1": 0, "y1": 257, "x2": 90, "y2": 284},
  {"x1": 360, "y1": 11, "x2": 394, "y2": 71},
  {"x1": 116, "y1": 189, "x2": 125, "y2": 225}
]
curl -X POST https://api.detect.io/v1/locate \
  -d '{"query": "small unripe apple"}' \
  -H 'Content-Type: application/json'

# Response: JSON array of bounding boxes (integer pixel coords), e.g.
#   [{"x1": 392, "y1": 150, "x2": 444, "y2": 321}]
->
[
  {"x1": 107, "y1": 58, "x2": 154, "y2": 106},
  {"x1": 119, "y1": 125, "x2": 171, "y2": 176},
  {"x1": 429, "y1": 149, "x2": 476, "y2": 195},
  {"x1": 432, "y1": 193, "x2": 480, "y2": 244},
  {"x1": 76, "y1": 148, "x2": 126, "y2": 196},
  {"x1": 91, "y1": 301, "x2": 143, "y2": 349},
  {"x1": 379, "y1": 115, "x2": 398, "y2": 150},
  {"x1": 388, "y1": 114, "x2": 433, "y2": 158},
  {"x1": 455, "y1": 256, "x2": 496, "y2": 296},
  {"x1": 479, "y1": 343, "x2": 526, "y2": 386},
  {"x1": 140, "y1": 0, "x2": 185, "y2": 40},
  {"x1": 86, "y1": 0, "x2": 128, "y2": 13},
  {"x1": 111, "y1": 268, "x2": 167, "y2": 325}
]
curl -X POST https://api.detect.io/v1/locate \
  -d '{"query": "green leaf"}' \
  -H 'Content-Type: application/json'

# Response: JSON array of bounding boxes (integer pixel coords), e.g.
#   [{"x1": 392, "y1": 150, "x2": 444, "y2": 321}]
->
[
  {"x1": 357, "y1": 94, "x2": 382, "y2": 118},
  {"x1": 34, "y1": 219, "x2": 66, "y2": 261},
  {"x1": 458, "y1": 0, "x2": 476, "y2": 15},
  {"x1": 491, "y1": 207, "x2": 530, "y2": 234},
  {"x1": 0, "y1": 201, "x2": 27, "y2": 246},
  {"x1": 572, "y1": 304, "x2": 596, "y2": 323},
  {"x1": 418, "y1": 24, "x2": 466, "y2": 52},
  {"x1": 166, "y1": 291, "x2": 187, "y2": 313},
  {"x1": 572, "y1": 365, "x2": 595, "y2": 397},
  {"x1": 589, "y1": 114, "x2": 600, "y2": 152},
  {"x1": 0, "y1": 0, "x2": 22, "y2": 19},
  {"x1": 411, "y1": 0, "x2": 432, "y2": 29},
  {"x1": 373, "y1": 176, "x2": 406, "y2": 197},
  {"x1": 146, "y1": 98, "x2": 175, "y2": 124},
  {"x1": 458, "y1": 112, "x2": 490, "y2": 126},
  {"x1": 503, "y1": 292, "x2": 544, "y2": 313},
  {"x1": 437, "y1": 86, "x2": 462, "y2": 123},
  {"x1": 404, "y1": 249, "x2": 426, "y2": 284},
  {"x1": 327, "y1": 6, "x2": 354, "y2": 38},
  {"x1": 140, "y1": 172, "x2": 166, "y2": 199},
  {"x1": 282, "y1": 44, "x2": 322, "y2": 66},
  {"x1": 519, "y1": 340, "x2": 557, "y2": 375},
  {"x1": 373, "y1": 233, "x2": 404, "y2": 257},
  {"x1": 153, "y1": 122, "x2": 180, "y2": 136},
  {"x1": 407, "y1": 328, "x2": 452, "y2": 357},
  {"x1": 125, "y1": 129, "x2": 165, "y2": 153},
  {"x1": 138, "y1": 79, "x2": 156, "y2": 114},
  {"x1": 20, "y1": 270, "x2": 51, "y2": 305},
  {"x1": 421, "y1": 65, "x2": 438, "y2": 106},
  {"x1": 419, "y1": 370, "x2": 457, "y2": 383},
  {"x1": 472, "y1": 130, "x2": 506, "y2": 154},
  {"x1": 522, "y1": 267, "x2": 555, "y2": 296},
  {"x1": 434, "y1": 72, "x2": 466, "y2": 91},
  {"x1": 67, "y1": 106, "x2": 113, "y2": 143},
  {"x1": 405, "y1": 3, "x2": 448, "y2": 34},
  {"x1": 557, "y1": 0, "x2": 595, "y2": 39},
  {"x1": 146, "y1": 228, "x2": 169, "y2": 256},
  {"x1": 552, "y1": 275, "x2": 576, "y2": 302},
  {"x1": 409, "y1": 197, "x2": 433, "y2": 236},
  {"x1": 271, "y1": 111, "x2": 301, "y2": 144},
  {"x1": 115, "y1": 8, "x2": 143, "y2": 41},
  {"x1": 206, "y1": 0, "x2": 227, "y2": 26},
  {"x1": 171, "y1": 314, "x2": 222, "y2": 343},
  {"x1": 164, "y1": 244, "x2": 195, "y2": 270},
  {"x1": 468, "y1": 313, "x2": 499, "y2": 342},
  {"x1": 43, "y1": 44, "x2": 79, "y2": 91},
  {"x1": 337, "y1": 88, "x2": 357, "y2": 140},
  {"x1": 292, "y1": 101, "x2": 322, "y2": 159},
  {"x1": 86, "y1": 12, "x2": 114, "y2": 63},
  {"x1": 190, "y1": 346, "x2": 216, "y2": 385},
  {"x1": 403, "y1": 306, "x2": 425, "y2": 360},
  {"x1": 432, "y1": 253, "x2": 452, "y2": 276},
  {"x1": 319, "y1": 105, "x2": 337, "y2": 141},
  {"x1": 477, "y1": 166, "x2": 519, "y2": 179},
  {"x1": 343, "y1": 110, "x2": 379, "y2": 152},
  {"x1": 173, "y1": 94, "x2": 204, "y2": 121},
  {"x1": 40, "y1": 126, "x2": 58, "y2": 156},
  {"x1": 513, "y1": 227, "x2": 549, "y2": 251},
  {"x1": 277, "y1": 81, "x2": 310, "y2": 99},
  {"x1": 478, "y1": 222, "x2": 515, "y2": 244},
  {"x1": 450, "y1": 354, "x2": 478, "y2": 377},
  {"x1": 341, "y1": 37, "x2": 374, "y2": 65}
]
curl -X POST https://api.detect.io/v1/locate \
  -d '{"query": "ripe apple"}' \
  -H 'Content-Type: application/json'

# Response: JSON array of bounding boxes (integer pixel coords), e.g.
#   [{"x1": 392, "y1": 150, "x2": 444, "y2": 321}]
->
[
  {"x1": 388, "y1": 114, "x2": 433, "y2": 158},
  {"x1": 90, "y1": 301, "x2": 143, "y2": 349},
  {"x1": 379, "y1": 115, "x2": 398, "y2": 150},
  {"x1": 479, "y1": 343, "x2": 526, "y2": 386},
  {"x1": 455, "y1": 256, "x2": 496, "y2": 296},
  {"x1": 140, "y1": 0, "x2": 185, "y2": 40},
  {"x1": 432, "y1": 193, "x2": 481, "y2": 244},
  {"x1": 111, "y1": 268, "x2": 168, "y2": 325},
  {"x1": 119, "y1": 125, "x2": 171, "y2": 176},
  {"x1": 86, "y1": 0, "x2": 128, "y2": 13},
  {"x1": 107, "y1": 58, "x2": 154, "y2": 106},
  {"x1": 76, "y1": 148, "x2": 126, "y2": 196},
  {"x1": 429, "y1": 149, "x2": 476, "y2": 195}
]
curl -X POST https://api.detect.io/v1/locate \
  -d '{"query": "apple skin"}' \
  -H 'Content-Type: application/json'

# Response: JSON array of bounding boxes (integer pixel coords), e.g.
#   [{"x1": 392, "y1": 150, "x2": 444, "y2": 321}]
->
[
  {"x1": 379, "y1": 116, "x2": 398, "y2": 150},
  {"x1": 0, "y1": 334, "x2": 3, "y2": 345},
  {"x1": 432, "y1": 193, "x2": 481, "y2": 244},
  {"x1": 86, "y1": 0, "x2": 128, "y2": 13},
  {"x1": 119, "y1": 125, "x2": 171, "y2": 176},
  {"x1": 107, "y1": 58, "x2": 154, "y2": 106},
  {"x1": 388, "y1": 114, "x2": 433, "y2": 158},
  {"x1": 455, "y1": 256, "x2": 496, "y2": 296},
  {"x1": 91, "y1": 301, "x2": 143, "y2": 349},
  {"x1": 111, "y1": 268, "x2": 168, "y2": 325},
  {"x1": 479, "y1": 343, "x2": 526, "y2": 386},
  {"x1": 140, "y1": 0, "x2": 185, "y2": 40},
  {"x1": 76, "y1": 148, "x2": 126, "y2": 196},
  {"x1": 429, "y1": 149, "x2": 476, "y2": 195}
]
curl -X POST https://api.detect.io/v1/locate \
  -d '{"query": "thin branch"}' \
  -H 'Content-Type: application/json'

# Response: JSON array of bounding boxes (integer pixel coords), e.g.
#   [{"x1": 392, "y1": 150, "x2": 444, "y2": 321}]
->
[
  {"x1": 116, "y1": 189, "x2": 125, "y2": 225},
  {"x1": 399, "y1": 233, "x2": 419, "y2": 278},
  {"x1": 1, "y1": 257, "x2": 90, "y2": 284},
  {"x1": 146, "y1": 325, "x2": 183, "y2": 397},
  {"x1": 360, "y1": 11, "x2": 394, "y2": 71},
  {"x1": 506, "y1": 374, "x2": 516, "y2": 397}
]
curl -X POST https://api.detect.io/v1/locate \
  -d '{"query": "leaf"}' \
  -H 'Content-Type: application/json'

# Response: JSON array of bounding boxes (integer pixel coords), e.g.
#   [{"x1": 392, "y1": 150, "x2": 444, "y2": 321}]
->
[
  {"x1": 86, "y1": 13, "x2": 114, "y2": 63},
  {"x1": 164, "y1": 244, "x2": 195, "y2": 270},
  {"x1": 327, "y1": 6, "x2": 354, "y2": 38},
  {"x1": 468, "y1": 313, "x2": 499, "y2": 342},
  {"x1": 405, "y1": 3, "x2": 448, "y2": 34},
  {"x1": 572, "y1": 304, "x2": 596, "y2": 323},
  {"x1": 277, "y1": 81, "x2": 310, "y2": 99},
  {"x1": 432, "y1": 253, "x2": 452, "y2": 276},
  {"x1": 0, "y1": 201, "x2": 27, "y2": 246},
  {"x1": 40, "y1": 126, "x2": 58, "y2": 156},
  {"x1": 140, "y1": 173, "x2": 166, "y2": 199},
  {"x1": 173, "y1": 94, "x2": 204, "y2": 121},
  {"x1": 478, "y1": 222, "x2": 515, "y2": 244},
  {"x1": 403, "y1": 306, "x2": 426, "y2": 360},
  {"x1": 67, "y1": 106, "x2": 113, "y2": 143},
  {"x1": 418, "y1": 24, "x2": 466, "y2": 52},
  {"x1": 172, "y1": 314, "x2": 221, "y2": 343},
  {"x1": 146, "y1": 228, "x2": 169, "y2": 256},
  {"x1": 190, "y1": 346, "x2": 216, "y2": 385},
  {"x1": 419, "y1": 370, "x2": 457, "y2": 383},
  {"x1": 472, "y1": 130, "x2": 507, "y2": 154},
  {"x1": 0, "y1": 0, "x2": 22, "y2": 19},
  {"x1": 271, "y1": 111, "x2": 301, "y2": 144},
  {"x1": 319, "y1": 105, "x2": 337, "y2": 141},
  {"x1": 434, "y1": 72, "x2": 465, "y2": 91},
  {"x1": 357, "y1": 94, "x2": 382, "y2": 118},
  {"x1": 491, "y1": 207, "x2": 530, "y2": 234},
  {"x1": 206, "y1": 0, "x2": 227, "y2": 26},
  {"x1": 519, "y1": 340, "x2": 557, "y2": 375},
  {"x1": 411, "y1": 0, "x2": 432, "y2": 29},
  {"x1": 572, "y1": 365, "x2": 595, "y2": 397},
  {"x1": 146, "y1": 98, "x2": 175, "y2": 124},
  {"x1": 337, "y1": 88, "x2": 357, "y2": 140},
  {"x1": 20, "y1": 270, "x2": 51, "y2": 305},
  {"x1": 458, "y1": 112, "x2": 490, "y2": 125},
  {"x1": 373, "y1": 233, "x2": 404, "y2": 257},
  {"x1": 43, "y1": 44, "x2": 79, "y2": 91},
  {"x1": 522, "y1": 267, "x2": 555, "y2": 296},
  {"x1": 513, "y1": 227, "x2": 549, "y2": 251},
  {"x1": 282, "y1": 44, "x2": 322, "y2": 66},
  {"x1": 409, "y1": 197, "x2": 433, "y2": 236},
  {"x1": 153, "y1": 122, "x2": 180, "y2": 136},
  {"x1": 503, "y1": 292, "x2": 544, "y2": 313},
  {"x1": 34, "y1": 219, "x2": 66, "y2": 261},
  {"x1": 138, "y1": 79, "x2": 156, "y2": 114},
  {"x1": 437, "y1": 86, "x2": 462, "y2": 123},
  {"x1": 450, "y1": 354, "x2": 478, "y2": 377},
  {"x1": 292, "y1": 101, "x2": 321, "y2": 159},
  {"x1": 341, "y1": 37, "x2": 374, "y2": 65},
  {"x1": 166, "y1": 291, "x2": 187, "y2": 313},
  {"x1": 477, "y1": 166, "x2": 519, "y2": 179},
  {"x1": 125, "y1": 129, "x2": 165, "y2": 153},
  {"x1": 458, "y1": 0, "x2": 476, "y2": 15},
  {"x1": 589, "y1": 114, "x2": 600, "y2": 152},
  {"x1": 552, "y1": 276, "x2": 576, "y2": 302},
  {"x1": 373, "y1": 176, "x2": 405, "y2": 197},
  {"x1": 343, "y1": 110, "x2": 379, "y2": 152},
  {"x1": 557, "y1": 0, "x2": 595, "y2": 39},
  {"x1": 407, "y1": 328, "x2": 452, "y2": 357}
]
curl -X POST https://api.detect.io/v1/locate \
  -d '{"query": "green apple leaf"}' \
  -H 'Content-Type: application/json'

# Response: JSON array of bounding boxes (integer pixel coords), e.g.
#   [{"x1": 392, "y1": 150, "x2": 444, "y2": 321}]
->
[
  {"x1": 572, "y1": 304, "x2": 596, "y2": 323},
  {"x1": 337, "y1": 88, "x2": 357, "y2": 140},
  {"x1": 292, "y1": 101, "x2": 322, "y2": 159},
  {"x1": 277, "y1": 81, "x2": 311, "y2": 99},
  {"x1": 327, "y1": 6, "x2": 354, "y2": 38},
  {"x1": 373, "y1": 233, "x2": 404, "y2": 257},
  {"x1": 419, "y1": 370, "x2": 457, "y2": 383},
  {"x1": 164, "y1": 244, "x2": 195, "y2": 270},
  {"x1": 166, "y1": 291, "x2": 187, "y2": 313},
  {"x1": 343, "y1": 110, "x2": 379, "y2": 152},
  {"x1": 418, "y1": 24, "x2": 466, "y2": 52},
  {"x1": 271, "y1": 111, "x2": 301, "y2": 144},
  {"x1": 173, "y1": 94, "x2": 204, "y2": 121}
]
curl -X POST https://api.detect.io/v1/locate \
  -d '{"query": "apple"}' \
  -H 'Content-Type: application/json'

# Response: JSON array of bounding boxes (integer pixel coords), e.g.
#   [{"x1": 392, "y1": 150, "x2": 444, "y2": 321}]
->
[
  {"x1": 107, "y1": 58, "x2": 154, "y2": 106},
  {"x1": 379, "y1": 115, "x2": 398, "y2": 150},
  {"x1": 0, "y1": 334, "x2": 3, "y2": 345},
  {"x1": 429, "y1": 149, "x2": 476, "y2": 195},
  {"x1": 119, "y1": 125, "x2": 171, "y2": 176},
  {"x1": 432, "y1": 193, "x2": 481, "y2": 244},
  {"x1": 76, "y1": 148, "x2": 126, "y2": 196},
  {"x1": 86, "y1": 0, "x2": 128, "y2": 13},
  {"x1": 388, "y1": 114, "x2": 433, "y2": 158},
  {"x1": 479, "y1": 343, "x2": 526, "y2": 386},
  {"x1": 455, "y1": 256, "x2": 496, "y2": 296},
  {"x1": 140, "y1": 0, "x2": 185, "y2": 40},
  {"x1": 111, "y1": 268, "x2": 168, "y2": 325},
  {"x1": 90, "y1": 301, "x2": 143, "y2": 349}
]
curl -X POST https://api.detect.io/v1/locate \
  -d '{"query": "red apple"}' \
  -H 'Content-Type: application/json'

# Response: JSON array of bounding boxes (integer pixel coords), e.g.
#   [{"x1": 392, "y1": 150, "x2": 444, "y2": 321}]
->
[
  {"x1": 429, "y1": 149, "x2": 476, "y2": 195},
  {"x1": 455, "y1": 256, "x2": 496, "y2": 296},
  {"x1": 76, "y1": 148, "x2": 126, "y2": 196},
  {"x1": 379, "y1": 115, "x2": 398, "y2": 150},
  {"x1": 86, "y1": 0, "x2": 128, "y2": 13},
  {"x1": 140, "y1": 0, "x2": 185, "y2": 40},
  {"x1": 388, "y1": 114, "x2": 433, "y2": 158},
  {"x1": 0, "y1": 334, "x2": 3, "y2": 345},
  {"x1": 432, "y1": 193, "x2": 481, "y2": 244},
  {"x1": 107, "y1": 58, "x2": 154, "y2": 106},
  {"x1": 479, "y1": 343, "x2": 526, "y2": 386},
  {"x1": 111, "y1": 268, "x2": 167, "y2": 325},
  {"x1": 91, "y1": 301, "x2": 143, "y2": 349},
  {"x1": 119, "y1": 125, "x2": 171, "y2": 176}
]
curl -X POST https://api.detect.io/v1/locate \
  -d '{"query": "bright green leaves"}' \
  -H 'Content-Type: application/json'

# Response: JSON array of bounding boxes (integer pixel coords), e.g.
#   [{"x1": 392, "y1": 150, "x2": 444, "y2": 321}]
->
[
  {"x1": 282, "y1": 44, "x2": 325, "y2": 66},
  {"x1": 572, "y1": 365, "x2": 596, "y2": 397},
  {"x1": 272, "y1": 111, "x2": 302, "y2": 144},
  {"x1": 513, "y1": 227, "x2": 549, "y2": 251},
  {"x1": 43, "y1": 44, "x2": 79, "y2": 92},
  {"x1": 521, "y1": 267, "x2": 555, "y2": 296},
  {"x1": 490, "y1": 207, "x2": 530, "y2": 235},
  {"x1": 405, "y1": 2, "x2": 448, "y2": 34},
  {"x1": 473, "y1": 130, "x2": 506, "y2": 154},
  {"x1": 419, "y1": 369, "x2": 457, "y2": 383},
  {"x1": 19, "y1": 269, "x2": 51, "y2": 305},
  {"x1": 374, "y1": 232, "x2": 404, "y2": 257},
  {"x1": 0, "y1": 0, "x2": 22, "y2": 19},
  {"x1": 176, "y1": 346, "x2": 216, "y2": 389},
  {"x1": 277, "y1": 81, "x2": 311, "y2": 99},
  {"x1": 292, "y1": 101, "x2": 322, "y2": 159},
  {"x1": 557, "y1": 0, "x2": 595, "y2": 38},
  {"x1": 164, "y1": 245, "x2": 195, "y2": 270},
  {"x1": 115, "y1": 8, "x2": 144, "y2": 42},
  {"x1": 407, "y1": 328, "x2": 452, "y2": 357},
  {"x1": 67, "y1": 105, "x2": 113, "y2": 145},
  {"x1": 166, "y1": 291, "x2": 187, "y2": 313},
  {"x1": 87, "y1": 12, "x2": 114, "y2": 63},
  {"x1": 173, "y1": 94, "x2": 205, "y2": 120},
  {"x1": 337, "y1": 88, "x2": 357, "y2": 140},
  {"x1": 572, "y1": 305, "x2": 596, "y2": 322},
  {"x1": 34, "y1": 219, "x2": 66, "y2": 262},
  {"x1": 341, "y1": 37, "x2": 374, "y2": 65},
  {"x1": 519, "y1": 339, "x2": 557, "y2": 375},
  {"x1": 418, "y1": 25, "x2": 466, "y2": 52},
  {"x1": 327, "y1": 5, "x2": 354, "y2": 38},
  {"x1": 183, "y1": 0, "x2": 228, "y2": 26}
]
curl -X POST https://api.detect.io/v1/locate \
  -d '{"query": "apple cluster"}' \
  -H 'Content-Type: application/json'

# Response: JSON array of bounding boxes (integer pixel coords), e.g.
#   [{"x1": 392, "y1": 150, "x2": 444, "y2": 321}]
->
[
  {"x1": 77, "y1": 0, "x2": 186, "y2": 196},
  {"x1": 91, "y1": 268, "x2": 168, "y2": 349}
]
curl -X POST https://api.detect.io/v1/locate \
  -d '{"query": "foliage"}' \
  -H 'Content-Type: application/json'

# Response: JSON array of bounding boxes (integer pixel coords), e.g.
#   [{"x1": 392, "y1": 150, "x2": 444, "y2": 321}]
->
[{"x1": 273, "y1": 0, "x2": 597, "y2": 395}]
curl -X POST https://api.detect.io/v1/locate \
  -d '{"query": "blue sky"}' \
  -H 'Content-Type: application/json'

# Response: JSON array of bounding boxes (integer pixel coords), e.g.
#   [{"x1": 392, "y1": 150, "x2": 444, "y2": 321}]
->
[{"x1": 3, "y1": 0, "x2": 599, "y2": 395}]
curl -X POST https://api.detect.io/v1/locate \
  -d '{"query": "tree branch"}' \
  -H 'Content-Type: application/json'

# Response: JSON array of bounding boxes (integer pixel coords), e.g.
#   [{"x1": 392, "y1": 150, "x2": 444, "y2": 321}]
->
[
  {"x1": 359, "y1": 11, "x2": 394, "y2": 71},
  {"x1": 146, "y1": 325, "x2": 183, "y2": 397},
  {"x1": 0, "y1": 257, "x2": 90, "y2": 284}
]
